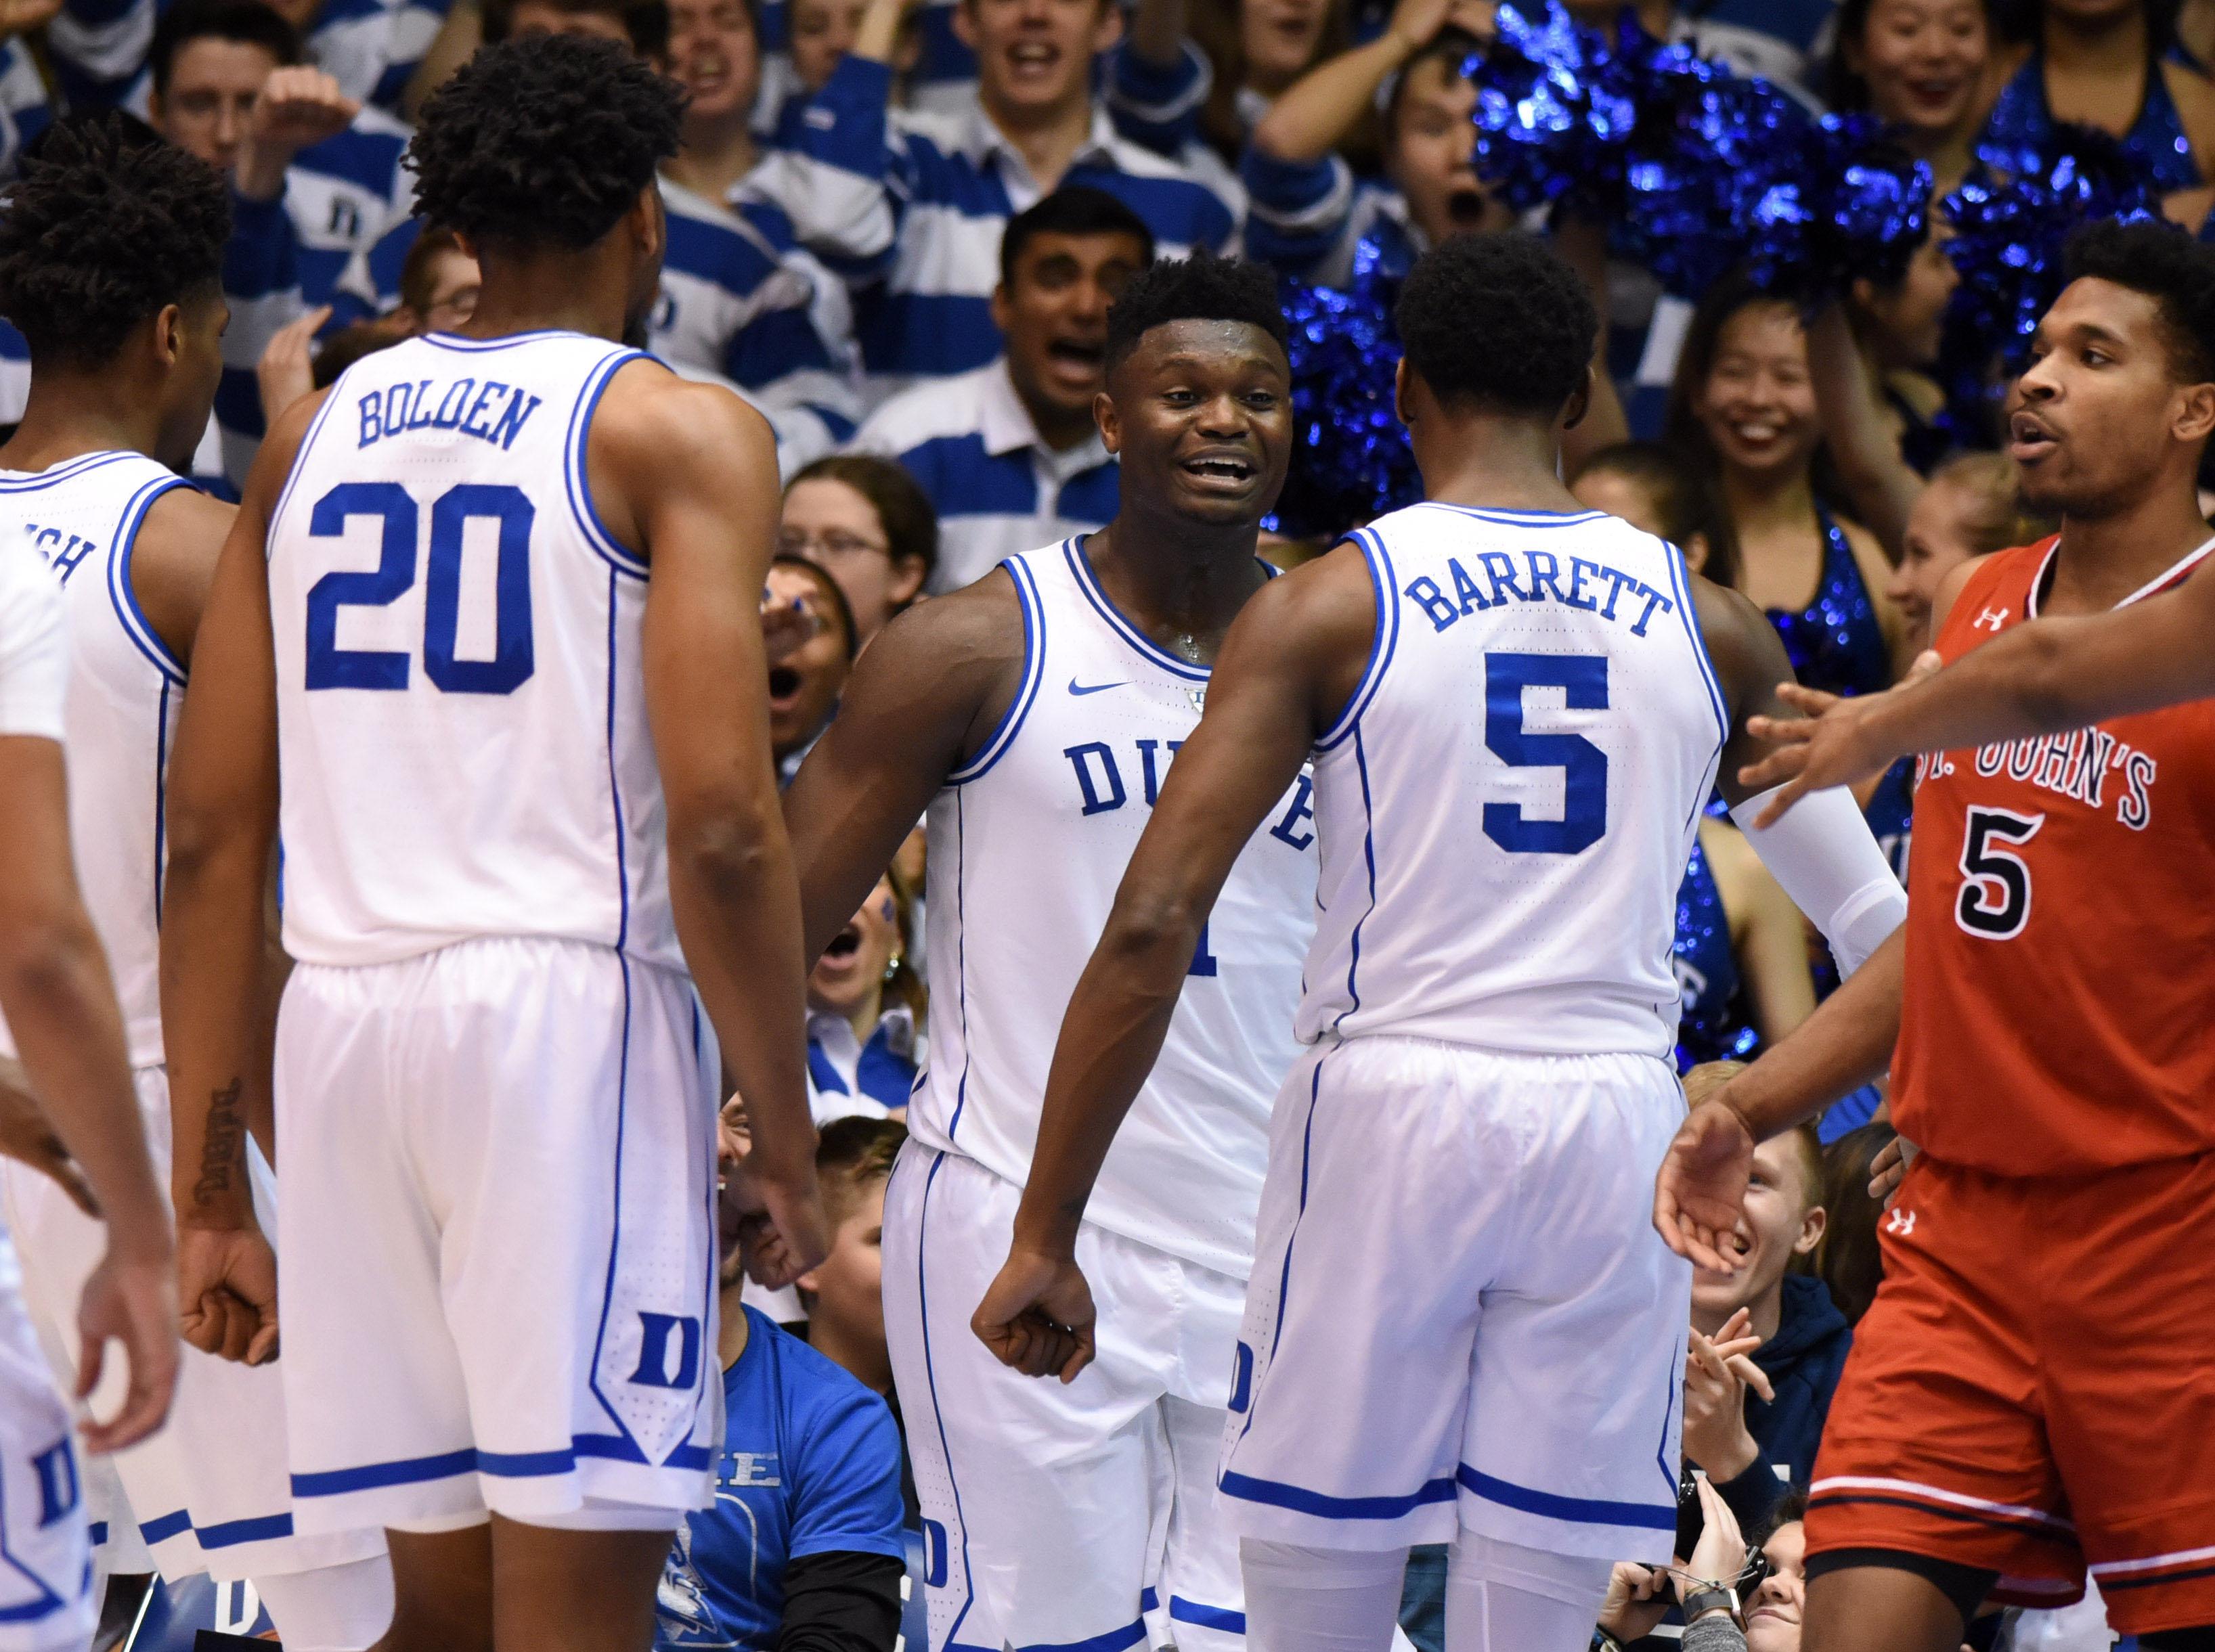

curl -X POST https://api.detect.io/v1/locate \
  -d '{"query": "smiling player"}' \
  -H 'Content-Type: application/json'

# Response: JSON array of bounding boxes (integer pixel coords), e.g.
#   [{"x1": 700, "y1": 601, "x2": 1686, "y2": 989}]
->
[{"x1": 784, "y1": 250, "x2": 1317, "y2": 1652}]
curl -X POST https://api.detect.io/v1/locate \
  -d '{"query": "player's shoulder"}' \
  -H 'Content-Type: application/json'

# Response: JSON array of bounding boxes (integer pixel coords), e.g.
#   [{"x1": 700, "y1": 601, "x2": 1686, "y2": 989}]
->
[
  {"x1": 1932, "y1": 539, "x2": 2050, "y2": 646},
  {"x1": 857, "y1": 564, "x2": 1027, "y2": 694},
  {"x1": 594, "y1": 357, "x2": 778, "y2": 474},
  {"x1": 139, "y1": 483, "x2": 236, "y2": 554}
]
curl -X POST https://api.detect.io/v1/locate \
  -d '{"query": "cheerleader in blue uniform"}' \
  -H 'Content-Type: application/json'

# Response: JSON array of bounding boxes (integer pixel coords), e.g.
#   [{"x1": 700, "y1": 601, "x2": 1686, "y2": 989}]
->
[
  {"x1": 1663, "y1": 271, "x2": 1913, "y2": 701},
  {"x1": 1571, "y1": 443, "x2": 1819, "y2": 1073}
]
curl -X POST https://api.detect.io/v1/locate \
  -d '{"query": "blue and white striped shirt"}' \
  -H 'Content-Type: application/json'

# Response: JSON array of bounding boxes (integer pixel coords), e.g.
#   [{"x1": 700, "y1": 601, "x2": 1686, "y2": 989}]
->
[
  {"x1": 846, "y1": 357, "x2": 1118, "y2": 592},
  {"x1": 216, "y1": 110, "x2": 413, "y2": 485},
  {"x1": 770, "y1": 52, "x2": 1242, "y2": 402},
  {"x1": 0, "y1": 39, "x2": 51, "y2": 178},
  {"x1": 1239, "y1": 148, "x2": 1421, "y2": 288},
  {"x1": 49, "y1": 0, "x2": 442, "y2": 111}
]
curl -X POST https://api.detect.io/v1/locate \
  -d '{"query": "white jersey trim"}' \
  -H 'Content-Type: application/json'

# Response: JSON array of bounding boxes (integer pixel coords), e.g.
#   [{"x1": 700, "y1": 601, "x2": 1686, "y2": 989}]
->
[
  {"x1": 1659, "y1": 539, "x2": 1728, "y2": 751},
  {"x1": 104, "y1": 472, "x2": 189, "y2": 686},
  {"x1": 269, "y1": 385, "x2": 349, "y2": 551},
  {"x1": 946, "y1": 555, "x2": 1045, "y2": 786},
  {"x1": 1315, "y1": 529, "x2": 1397, "y2": 755},
  {"x1": 1062, "y1": 537, "x2": 1209, "y2": 684}
]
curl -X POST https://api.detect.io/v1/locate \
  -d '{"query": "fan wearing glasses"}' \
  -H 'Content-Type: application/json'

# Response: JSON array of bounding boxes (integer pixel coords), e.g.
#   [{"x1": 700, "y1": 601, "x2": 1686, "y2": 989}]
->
[{"x1": 779, "y1": 454, "x2": 940, "y2": 644}]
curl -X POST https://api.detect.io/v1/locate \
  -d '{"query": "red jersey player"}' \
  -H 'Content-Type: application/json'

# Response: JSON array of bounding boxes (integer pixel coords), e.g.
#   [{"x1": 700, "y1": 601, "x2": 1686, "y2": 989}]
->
[{"x1": 1654, "y1": 216, "x2": 2215, "y2": 1652}]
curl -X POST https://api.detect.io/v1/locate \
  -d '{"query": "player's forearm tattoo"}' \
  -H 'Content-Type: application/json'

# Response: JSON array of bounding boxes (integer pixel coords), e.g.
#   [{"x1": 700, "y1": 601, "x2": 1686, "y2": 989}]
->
[{"x1": 191, "y1": 1078, "x2": 245, "y2": 1207}]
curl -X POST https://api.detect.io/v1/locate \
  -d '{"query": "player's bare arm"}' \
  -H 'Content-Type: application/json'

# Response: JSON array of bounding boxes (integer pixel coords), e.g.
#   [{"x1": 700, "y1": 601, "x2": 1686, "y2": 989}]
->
[
  {"x1": 0, "y1": 733, "x2": 178, "y2": 1450},
  {"x1": 972, "y1": 543, "x2": 1372, "y2": 1383},
  {"x1": 158, "y1": 392, "x2": 320, "y2": 1368},
  {"x1": 782, "y1": 572, "x2": 1028, "y2": 962},
  {"x1": 1742, "y1": 552, "x2": 2215, "y2": 819},
  {"x1": 132, "y1": 487, "x2": 236, "y2": 669},
  {"x1": 592, "y1": 365, "x2": 830, "y2": 1289}
]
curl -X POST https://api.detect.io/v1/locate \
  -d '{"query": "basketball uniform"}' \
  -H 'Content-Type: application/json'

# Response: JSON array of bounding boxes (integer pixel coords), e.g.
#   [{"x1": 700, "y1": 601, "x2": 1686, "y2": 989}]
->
[
  {"x1": 1807, "y1": 536, "x2": 2215, "y2": 1636},
  {"x1": 1221, "y1": 503, "x2": 1715, "y2": 1563},
  {"x1": 0, "y1": 451, "x2": 385, "y2": 1587},
  {"x1": 266, "y1": 331, "x2": 722, "y2": 1534},
  {"x1": 0, "y1": 537, "x2": 95, "y2": 1652},
  {"x1": 885, "y1": 539, "x2": 1316, "y2": 1652}
]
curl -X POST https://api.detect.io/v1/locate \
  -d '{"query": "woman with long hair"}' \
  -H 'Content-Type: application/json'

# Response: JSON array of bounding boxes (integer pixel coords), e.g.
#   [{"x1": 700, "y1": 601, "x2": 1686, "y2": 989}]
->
[{"x1": 1827, "y1": 0, "x2": 2000, "y2": 198}]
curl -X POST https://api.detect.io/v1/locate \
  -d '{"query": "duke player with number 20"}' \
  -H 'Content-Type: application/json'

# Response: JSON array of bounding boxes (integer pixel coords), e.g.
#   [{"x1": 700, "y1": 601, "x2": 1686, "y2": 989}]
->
[
  {"x1": 0, "y1": 119, "x2": 392, "y2": 1647},
  {"x1": 984, "y1": 233, "x2": 1904, "y2": 1652},
  {"x1": 782, "y1": 251, "x2": 1316, "y2": 1652},
  {"x1": 157, "y1": 35, "x2": 827, "y2": 1652}
]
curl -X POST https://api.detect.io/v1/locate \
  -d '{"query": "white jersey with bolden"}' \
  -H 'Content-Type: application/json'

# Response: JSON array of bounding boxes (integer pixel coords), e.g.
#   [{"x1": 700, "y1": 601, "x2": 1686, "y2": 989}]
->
[
  {"x1": 267, "y1": 329, "x2": 680, "y2": 971},
  {"x1": 0, "y1": 451, "x2": 189, "y2": 1068},
  {"x1": 910, "y1": 538, "x2": 1318, "y2": 1280},
  {"x1": 1296, "y1": 501, "x2": 1728, "y2": 1059}
]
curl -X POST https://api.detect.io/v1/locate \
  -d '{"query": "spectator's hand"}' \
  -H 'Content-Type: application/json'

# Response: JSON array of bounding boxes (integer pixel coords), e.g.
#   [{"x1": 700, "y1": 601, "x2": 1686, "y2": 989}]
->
[
  {"x1": 257, "y1": 304, "x2": 332, "y2": 430},
  {"x1": 1686, "y1": 1475, "x2": 1748, "y2": 1599},
  {"x1": 235, "y1": 68, "x2": 360, "y2": 200},
  {"x1": 176, "y1": 1220, "x2": 278, "y2": 1366},
  {"x1": 76, "y1": 1234, "x2": 178, "y2": 1454},
  {"x1": 1598, "y1": 1562, "x2": 1673, "y2": 1644},
  {"x1": 1683, "y1": 1308, "x2": 1770, "y2": 1482},
  {"x1": 1654, "y1": 1100, "x2": 1757, "y2": 1273},
  {"x1": 0, "y1": 1067, "x2": 96, "y2": 1218},
  {"x1": 0, "y1": 0, "x2": 62, "y2": 41},
  {"x1": 726, "y1": 1148, "x2": 831, "y2": 1291},
  {"x1": 1738, "y1": 651, "x2": 1943, "y2": 826},
  {"x1": 1868, "y1": 1134, "x2": 1918, "y2": 1206},
  {"x1": 973, "y1": 1247, "x2": 1096, "y2": 1383}
]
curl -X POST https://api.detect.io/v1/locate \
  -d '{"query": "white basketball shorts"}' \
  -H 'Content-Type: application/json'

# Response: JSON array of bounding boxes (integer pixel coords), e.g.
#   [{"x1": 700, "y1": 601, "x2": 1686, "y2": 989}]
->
[
  {"x1": 0, "y1": 1271, "x2": 92, "y2": 1651},
  {"x1": 1, "y1": 1066, "x2": 382, "y2": 1580},
  {"x1": 276, "y1": 937, "x2": 722, "y2": 1534},
  {"x1": 1220, "y1": 1037, "x2": 1690, "y2": 1562},
  {"x1": 883, "y1": 1142, "x2": 1249, "y2": 1652}
]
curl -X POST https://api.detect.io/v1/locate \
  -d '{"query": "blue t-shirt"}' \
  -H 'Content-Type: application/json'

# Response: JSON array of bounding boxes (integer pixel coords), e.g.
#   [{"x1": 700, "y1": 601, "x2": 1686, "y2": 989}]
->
[{"x1": 656, "y1": 1307, "x2": 908, "y2": 1651}]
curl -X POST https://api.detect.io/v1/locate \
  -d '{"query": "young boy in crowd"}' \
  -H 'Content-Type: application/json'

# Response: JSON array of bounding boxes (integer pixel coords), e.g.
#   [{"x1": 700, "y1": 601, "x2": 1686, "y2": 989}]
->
[
  {"x1": 663, "y1": 1118, "x2": 910, "y2": 1651},
  {"x1": 1686, "y1": 1118, "x2": 1854, "y2": 1532}
]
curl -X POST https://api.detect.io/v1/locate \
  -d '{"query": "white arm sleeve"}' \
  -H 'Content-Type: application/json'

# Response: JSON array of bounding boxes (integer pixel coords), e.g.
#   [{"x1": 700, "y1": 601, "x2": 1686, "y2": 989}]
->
[{"x1": 1729, "y1": 782, "x2": 1907, "y2": 977}]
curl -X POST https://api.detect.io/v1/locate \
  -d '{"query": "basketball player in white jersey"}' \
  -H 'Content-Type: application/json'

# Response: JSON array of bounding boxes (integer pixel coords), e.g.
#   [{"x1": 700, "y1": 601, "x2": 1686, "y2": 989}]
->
[
  {"x1": 0, "y1": 118, "x2": 398, "y2": 1648},
  {"x1": 980, "y1": 233, "x2": 1909, "y2": 1652},
  {"x1": 0, "y1": 466, "x2": 178, "y2": 1649},
  {"x1": 156, "y1": 35, "x2": 827, "y2": 1651},
  {"x1": 780, "y1": 252, "x2": 1317, "y2": 1652}
]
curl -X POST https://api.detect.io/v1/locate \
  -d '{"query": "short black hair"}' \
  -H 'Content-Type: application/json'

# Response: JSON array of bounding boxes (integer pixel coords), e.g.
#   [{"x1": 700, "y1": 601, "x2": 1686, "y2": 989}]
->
[
  {"x1": 1396, "y1": 231, "x2": 1596, "y2": 417},
  {"x1": 408, "y1": 32, "x2": 682, "y2": 253},
  {"x1": 150, "y1": 0, "x2": 303, "y2": 96},
  {"x1": 479, "y1": 0, "x2": 672, "y2": 57},
  {"x1": 999, "y1": 185, "x2": 1154, "y2": 292},
  {"x1": 1103, "y1": 249, "x2": 1287, "y2": 372},
  {"x1": 2061, "y1": 215, "x2": 2215, "y2": 384},
  {"x1": 0, "y1": 115, "x2": 230, "y2": 372}
]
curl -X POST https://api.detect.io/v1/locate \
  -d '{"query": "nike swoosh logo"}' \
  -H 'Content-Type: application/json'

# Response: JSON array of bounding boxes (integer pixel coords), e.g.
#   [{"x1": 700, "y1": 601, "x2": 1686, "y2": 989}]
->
[{"x1": 1068, "y1": 678, "x2": 1126, "y2": 696}]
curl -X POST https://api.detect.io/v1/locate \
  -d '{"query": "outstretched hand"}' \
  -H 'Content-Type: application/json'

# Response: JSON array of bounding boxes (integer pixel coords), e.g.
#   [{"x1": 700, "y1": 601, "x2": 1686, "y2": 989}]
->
[
  {"x1": 973, "y1": 1247, "x2": 1096, "y2": 1383},
  {"x1": 1654, "y1": 1100, "x2": 1757, "y2": 1274},
  {"x1": 1736, "y1": 652, "x2": 1943, "y2": 826}
]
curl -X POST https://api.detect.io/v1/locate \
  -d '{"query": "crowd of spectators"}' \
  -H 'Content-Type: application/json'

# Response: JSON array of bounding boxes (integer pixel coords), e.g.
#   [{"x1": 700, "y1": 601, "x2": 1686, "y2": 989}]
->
[{"x1": 0, "y1": 0, "x2": 2188, "y2": 1646}]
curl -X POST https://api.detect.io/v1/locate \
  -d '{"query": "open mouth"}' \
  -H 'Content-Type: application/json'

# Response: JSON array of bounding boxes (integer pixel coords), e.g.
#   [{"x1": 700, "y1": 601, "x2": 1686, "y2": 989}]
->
[
  {"x1": 768, "y1": 665, "x2": 802, "y2": 707},
  {"x1": 1007, "y1": 41, "x2": 1060, "y2": 79},
  {"x1": 824, "y1": 924, "x2": 862, "y2": 962},
  {"x1": 2009, "y1": 411, "x2": 2058, "y2": 463},
  {"x1": 1446, "y1": 187, "x2": 1491, "y2": 227},
  {"x1": 1903, "y1": 74, "x2": 1962, "y2": 106},
  {"x1": 1048, "y1": 338, "x2": 1105, "y2": 371},
  {"x1": 1182, "y1": 452, "x2": 1258, "y2": 491}
]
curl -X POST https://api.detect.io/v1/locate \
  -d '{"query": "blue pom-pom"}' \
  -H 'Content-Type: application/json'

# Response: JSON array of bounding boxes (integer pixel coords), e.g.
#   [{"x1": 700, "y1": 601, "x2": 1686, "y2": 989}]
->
[
  {"x1": 1267, "y1": 241, "x2": 1421, "y2": 541},
  {"x1": 1742, "y1": 113, "x2": 1933, "y2": 296},
  {"x1": 1935, "y1": 124, "x2": 2161, "y2": 439},
  {"x1": 1469, "y1": 0, "x2": 1638, "y2": 219}
]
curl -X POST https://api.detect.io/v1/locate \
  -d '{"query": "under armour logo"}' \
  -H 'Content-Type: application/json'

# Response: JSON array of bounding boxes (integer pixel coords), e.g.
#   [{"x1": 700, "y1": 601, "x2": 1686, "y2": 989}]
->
[
  {"x1": 1885, "y1": 1208, "x2": 1917, "y2": 1238},
  {"x1": 1973, "y1": 606, "x2": 2009, "y2": 632}
]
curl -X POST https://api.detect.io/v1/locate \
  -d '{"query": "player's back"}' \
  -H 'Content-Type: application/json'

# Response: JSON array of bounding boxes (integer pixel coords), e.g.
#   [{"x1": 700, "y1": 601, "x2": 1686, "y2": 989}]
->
[
  {"x1": 0, "y1": 450, "x2": 191, "y2": 1066},
  {"x1": 1296, "y1": 502, "x2": 1725, "y2": 1057},
  {"x1": 268, "y1": 330, "x2": 679, "y2": 970}
]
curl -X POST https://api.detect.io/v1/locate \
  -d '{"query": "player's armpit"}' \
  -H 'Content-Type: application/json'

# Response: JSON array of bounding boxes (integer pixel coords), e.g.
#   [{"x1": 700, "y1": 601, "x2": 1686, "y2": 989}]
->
[{"x1": 781, "y1": 573, "x2": 1027, "y2": 962}]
